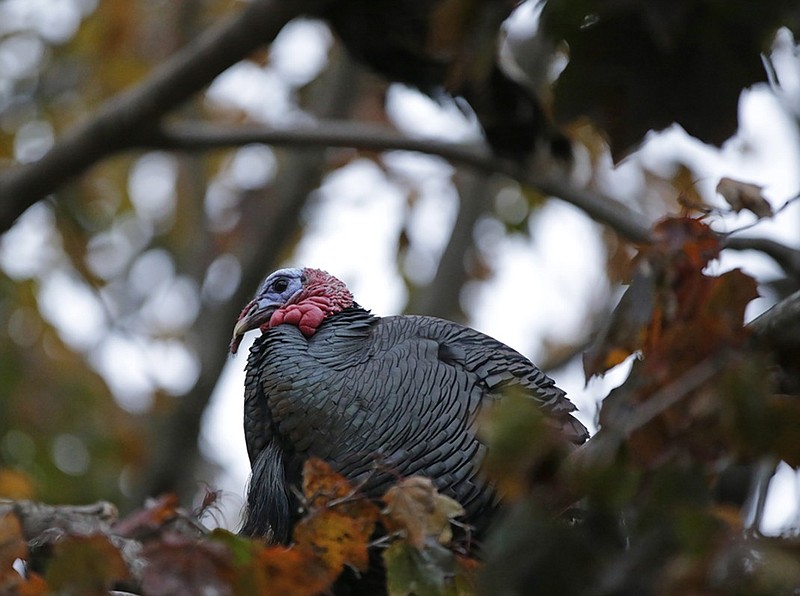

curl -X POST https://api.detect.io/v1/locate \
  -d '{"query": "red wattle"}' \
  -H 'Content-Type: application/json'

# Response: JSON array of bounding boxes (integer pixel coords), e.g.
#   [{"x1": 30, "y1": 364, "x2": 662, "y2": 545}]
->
[{"x1": 270, "y1": 302, "x2": 327, "y2": 337}]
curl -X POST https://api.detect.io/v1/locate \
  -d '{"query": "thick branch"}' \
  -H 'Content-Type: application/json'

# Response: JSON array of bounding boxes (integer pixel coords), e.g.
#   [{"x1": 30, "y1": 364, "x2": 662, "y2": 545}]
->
[
  {"x1": 750, "y1": 287, "x2": 800, "y2": 350},
  {"x1": 144, "y1": 121, "x2": 656, "y2": 244},
  {"x1": 132, "y1": 50, "x2": 362, "y2": 507},
  {"x1": 405, "y1": 171, "x2": 492, "y2": 320},
  {"x1": 1, "y1": 499, "x2": 118, "y2": 540},
  {"x1": 0, "y1": 0, "x2": 332, "y2": 232}
]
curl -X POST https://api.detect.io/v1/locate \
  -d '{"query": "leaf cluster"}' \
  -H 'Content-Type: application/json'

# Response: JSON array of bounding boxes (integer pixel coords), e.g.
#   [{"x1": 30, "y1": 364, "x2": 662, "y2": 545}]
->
[
  {"x1": 1, "y1": 460, "x2": 479, "y2": 595},
  {"x1": 481, "y1": 216, "x2": 800, "y2": 595}
]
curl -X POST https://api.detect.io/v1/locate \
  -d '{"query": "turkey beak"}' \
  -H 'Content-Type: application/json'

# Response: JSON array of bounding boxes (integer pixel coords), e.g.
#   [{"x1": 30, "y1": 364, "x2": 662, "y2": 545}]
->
[{"x1": 230, "y1": 298, "x2": 277, "y2": 354}]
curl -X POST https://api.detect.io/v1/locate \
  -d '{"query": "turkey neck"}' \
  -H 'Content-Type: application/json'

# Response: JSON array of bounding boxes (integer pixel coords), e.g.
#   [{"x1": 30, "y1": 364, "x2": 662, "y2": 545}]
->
[{"x1": 247, "y1": 306, "x2": 380, "y2": 465}]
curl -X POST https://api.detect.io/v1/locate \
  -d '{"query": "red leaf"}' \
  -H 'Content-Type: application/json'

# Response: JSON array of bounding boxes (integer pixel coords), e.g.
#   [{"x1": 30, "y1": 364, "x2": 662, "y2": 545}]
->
[{"x1": 113, "y1": 494, "x2": 179, "y2": 538}]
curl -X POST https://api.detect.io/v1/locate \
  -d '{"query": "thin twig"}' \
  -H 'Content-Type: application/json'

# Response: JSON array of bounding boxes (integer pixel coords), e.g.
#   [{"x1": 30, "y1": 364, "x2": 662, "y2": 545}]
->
[{"x1": 724, "y1": 235, "x2": 800, "y2": 280}]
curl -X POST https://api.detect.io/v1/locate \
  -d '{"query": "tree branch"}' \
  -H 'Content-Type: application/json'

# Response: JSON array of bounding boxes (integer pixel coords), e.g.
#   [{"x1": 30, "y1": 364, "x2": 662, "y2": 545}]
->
[
  {"x1": 132, "y1": 49, "x2": 363, "y2": 508},
  {"x1": 750, "y1": 287, "x2": 800, "y2": 350},
  {"x1": 1, "y1": 499, "x2": 118, "y2": 540},
  {"x1": 0, "y1": 0, "x2": 332, "y2": 232},
  {"x1": 142, "y1": 121, "x2": 656, "y2": 244},
  {"x1": 405, "y1": 170, "x2": 491, "y2": 320},
  {"x1": 724, "y1": 235, "x2": 800, "y2": 281}
]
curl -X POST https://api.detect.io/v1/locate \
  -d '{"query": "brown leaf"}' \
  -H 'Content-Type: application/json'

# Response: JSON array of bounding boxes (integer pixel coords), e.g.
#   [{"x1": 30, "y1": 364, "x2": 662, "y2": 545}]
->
[
  {"x1": 46, "y1": 534, "x2": 129, "y2": 596},
  {"x1": 674, "y1": 165, "x2": 711, "y2": 214},
  {"x1": 383, "y1": 477, "x2": 465, "y2": 550},
  {"x1": 141, "y1": 533, "x2": 234, "y2": 596},
  {"x1": 583, "y1": 265, "x2": 655, "y2": 379},
  {"x1": 0, "y1": 511, "x2": 46, "y2": 595},
  {"x1": 650, "y1": 217, "x2": 721, "y2": 271},
  {"x1": 716, "y1": 177, "x2": 773, "y2": 218},
  {"x1": 17, "y1": 573, "x2": 48, "y2": 596}
]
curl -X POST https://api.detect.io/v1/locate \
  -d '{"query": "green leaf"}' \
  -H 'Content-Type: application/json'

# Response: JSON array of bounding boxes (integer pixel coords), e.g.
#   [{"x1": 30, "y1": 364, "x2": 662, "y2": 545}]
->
[{"x1": 384, "y1": 540, "x2": 457, "y2": 596}]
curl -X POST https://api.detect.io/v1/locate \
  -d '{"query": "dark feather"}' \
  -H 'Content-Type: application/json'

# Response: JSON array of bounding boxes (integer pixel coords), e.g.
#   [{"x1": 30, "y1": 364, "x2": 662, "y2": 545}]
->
[{"x1": 242, "y1": 306, "x2": 588, "y2": 544}]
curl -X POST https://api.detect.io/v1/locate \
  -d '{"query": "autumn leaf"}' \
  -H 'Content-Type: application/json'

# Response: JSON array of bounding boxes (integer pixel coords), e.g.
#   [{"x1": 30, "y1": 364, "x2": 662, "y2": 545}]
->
[
  {"x1": 595, "y1": 216, "x2": 762, "y2": 466},
  {"x1": 113, "y1": 493, "x2": 179, "y2": 538},
  {"x1": 210, "y1": 530, "x2": 332, "y2": 596},
  {"x1": 45, "y1": 534, "x2": 129, "y2": 596},
  {"x1": 255, "y1": 546, "x2": 331, "y2": 596},
  {"x1": 294, "y1": 506, "x2": 378, "y2": 577},
  {"x1": 716, "y1": 177, "x2": 773, "y2": 218},
  {"x1": 650, "y1": 217, "x2": 721, "y2": 271},
  {"x1": 140, "y1": 532, "x2": 234, "y2": 596},
  {"x1": 16, "y1": 573, "x2": 48, "y2": 596},
  {"x1": 383, "y1": 477, "x2": 465, "y2": 550},
  {"x1": 585, "y1": 217, "x2": 729, "y2": 380},
  {"x1": 583, "y1": 264, "x2": 655, "y2": 379},
  {"x1": 295, "y1": 459, "x2": 379, "y2": 582},
  {"x1": 673, "y1": 164, "x2": 711, "y2": 214},
  {"x1": 0, "y1": 512, "x2": 30, "y2": 594},
  {"x1": 0, "y1": 469, "x2": 36, "y2": 500},
  {"x1": 302, "y1": 458, "x2": 356, "y2": 507}
]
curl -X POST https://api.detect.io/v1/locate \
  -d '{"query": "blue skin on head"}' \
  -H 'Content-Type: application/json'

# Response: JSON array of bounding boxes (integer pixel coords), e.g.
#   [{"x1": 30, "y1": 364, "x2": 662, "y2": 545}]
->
[
  {"x1": 231, "y1": 267, "x2": 305, "y2": 353},
  {"x1": 255, "y1": 267, "x2": 305, "y2": 311}
]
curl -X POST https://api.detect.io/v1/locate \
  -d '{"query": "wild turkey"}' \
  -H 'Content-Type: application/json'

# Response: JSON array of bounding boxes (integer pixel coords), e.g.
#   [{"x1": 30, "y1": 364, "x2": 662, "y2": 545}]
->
[{"x1": 231, "y1": 267, "x2": 588, "y2": 546}]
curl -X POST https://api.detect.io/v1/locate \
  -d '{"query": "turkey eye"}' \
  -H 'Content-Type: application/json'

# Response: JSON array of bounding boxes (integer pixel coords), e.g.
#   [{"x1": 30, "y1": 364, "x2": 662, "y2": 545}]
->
[{"x1": 273, "y1": 279, "x2": 289, "y2": 293}]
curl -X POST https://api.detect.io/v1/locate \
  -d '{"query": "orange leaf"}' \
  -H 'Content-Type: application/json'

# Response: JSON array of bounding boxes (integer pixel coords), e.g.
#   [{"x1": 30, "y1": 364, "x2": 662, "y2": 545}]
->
[
  {"x1": 255, "y1": 545, "x2": 331, "y2": 596},
  {"x1": 213, "y1": 530, "x2": 345, "y2": 595},
  {"x1": 302, "y1": 459, "x2": 354, "y2": 507},
  {"x1": 294, "y1": 507, "x2": 377, "y2": 577},
  {"x1": 0, "y1": 512, "x2": 28, "y2": 594},
  {"x1": 17, "y1": 572, "x2": 48, "y2": 596},
  {"x1": 295, "y1": 458, "x2": 379, "y2": 577},
  {"x1": 0, "y1": 469, "x2": 36, "y2": 500}
]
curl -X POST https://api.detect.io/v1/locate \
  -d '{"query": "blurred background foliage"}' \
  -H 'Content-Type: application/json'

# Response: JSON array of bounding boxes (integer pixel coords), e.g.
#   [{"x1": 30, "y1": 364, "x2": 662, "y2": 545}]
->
[{"x1": 1, "y1": 0, "x2": 800, "y2": 564}]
